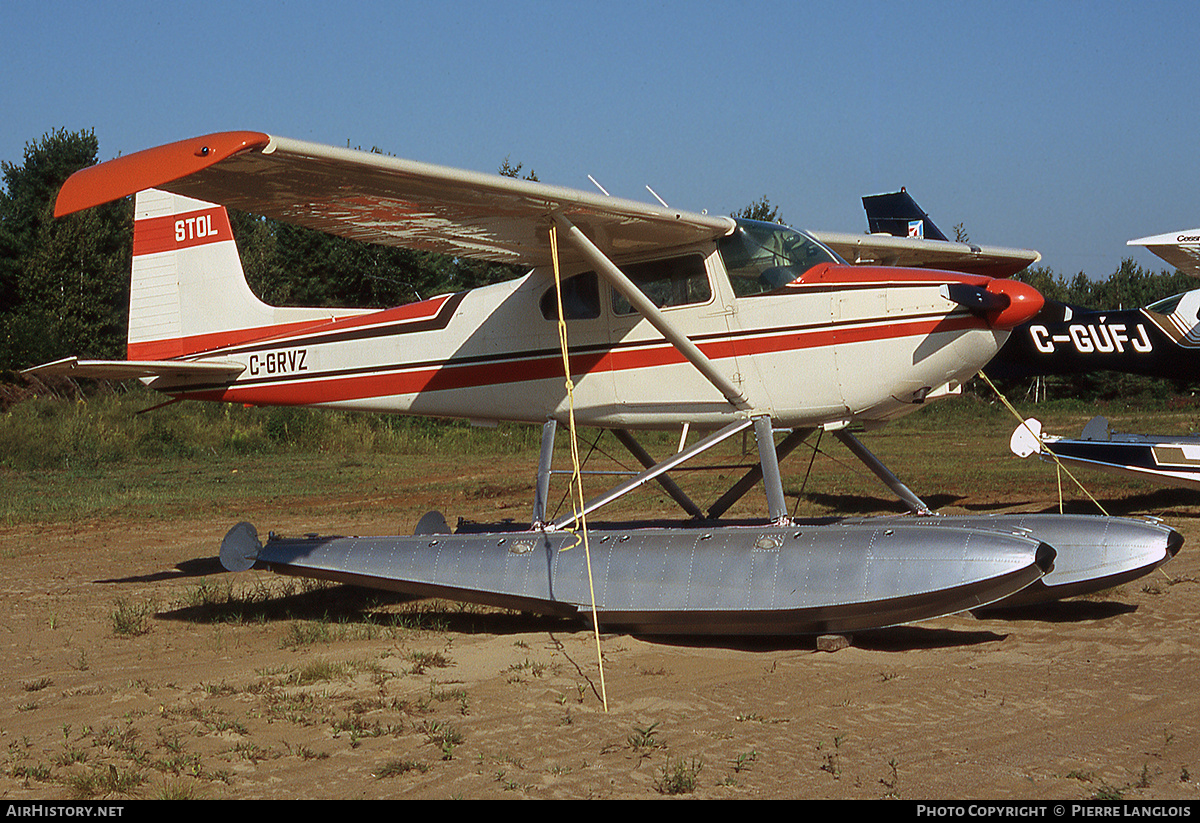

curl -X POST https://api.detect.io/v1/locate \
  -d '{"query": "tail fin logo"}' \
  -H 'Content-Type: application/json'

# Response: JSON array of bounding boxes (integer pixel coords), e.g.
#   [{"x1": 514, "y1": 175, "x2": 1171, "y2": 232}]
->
[
  {"x1": 175, "y1": 212, "x2": 220, "y2": 243},
  {"x1": 133, "y1": 206, "x2": 233, "y2": 256}
]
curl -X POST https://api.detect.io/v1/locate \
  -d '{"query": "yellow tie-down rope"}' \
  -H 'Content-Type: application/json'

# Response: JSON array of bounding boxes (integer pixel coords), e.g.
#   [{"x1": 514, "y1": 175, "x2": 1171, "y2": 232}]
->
[
  {"x1": 977, "y1": 370, "x2": 1108, "y2": 517},
  {"x1": 549, "y1": 225, "x2": 608, "y2": 712}
]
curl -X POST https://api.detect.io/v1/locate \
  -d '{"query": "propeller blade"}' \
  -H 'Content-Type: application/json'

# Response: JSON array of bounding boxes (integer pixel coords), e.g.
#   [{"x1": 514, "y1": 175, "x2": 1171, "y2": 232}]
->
[{"x1": 941, "y1": 282, "x2": 1010, "y2": 312}]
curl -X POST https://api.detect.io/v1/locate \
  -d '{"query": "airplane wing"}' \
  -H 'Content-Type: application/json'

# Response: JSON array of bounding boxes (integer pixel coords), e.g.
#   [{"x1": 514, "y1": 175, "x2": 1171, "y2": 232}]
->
[
  {"x1": 55, "y1": 131, "x2": 1043, "y2": 278},
  {"x1": 810, "y1": 230, "x2": 1041, "y2": 278},
  {"x1": 22, "y1": 356, "x2": 245, "y2": 383},
  {"x1": 1127, "y1": 229, "x2": 1200, "y2": 276},
  {"x1": 54, "y1": 131, "x2": 736, "y2": 267}
]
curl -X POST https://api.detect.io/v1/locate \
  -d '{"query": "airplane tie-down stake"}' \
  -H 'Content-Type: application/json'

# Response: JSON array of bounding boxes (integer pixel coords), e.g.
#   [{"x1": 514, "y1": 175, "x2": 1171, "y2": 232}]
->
[{"x1": 26, "y1": 132, "x2": 1180, "y2": 635}]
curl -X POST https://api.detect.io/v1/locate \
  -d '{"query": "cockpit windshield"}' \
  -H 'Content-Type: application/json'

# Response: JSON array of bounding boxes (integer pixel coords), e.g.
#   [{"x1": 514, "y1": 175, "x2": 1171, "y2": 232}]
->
[
  {"x1": 1146, "y1": 290, "x2": 1200, "y2": 322},
  {"x1": 1146, "y1": 292, "x2": 1185, "y2": 316},
  {"x1": 717, "y1": 219, "x2": 845, "y2": 297}
]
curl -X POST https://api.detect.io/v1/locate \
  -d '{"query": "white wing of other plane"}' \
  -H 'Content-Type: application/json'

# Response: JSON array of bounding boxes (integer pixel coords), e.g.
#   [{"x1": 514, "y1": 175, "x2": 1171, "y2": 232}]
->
[
  {"x1": 809, "y1": 230, "x2": 1040, "y2": 278},
  {"x1": 56, "y1": 131, "x2": 1040, "y2": 277},
  {"x1": 1127, "y1": 228, "x2": 1200, "y2": 276}
]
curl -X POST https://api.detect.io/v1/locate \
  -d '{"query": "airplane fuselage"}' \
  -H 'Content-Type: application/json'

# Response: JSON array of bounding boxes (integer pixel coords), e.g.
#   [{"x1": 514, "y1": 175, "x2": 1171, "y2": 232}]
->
[
  {"x1": 988, "y1": 295, "x2": 1200, "y2": 383},
  {"x1": 153, "y1": 235, "x2": 1022, "y2": 431}
]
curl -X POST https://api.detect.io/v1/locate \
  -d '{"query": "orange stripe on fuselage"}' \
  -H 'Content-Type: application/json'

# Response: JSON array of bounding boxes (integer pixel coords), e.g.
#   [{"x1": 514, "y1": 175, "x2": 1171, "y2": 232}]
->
[
  {"x1": 126, "y1": 292, "x2": 461, "y2": 360},
  {"x1": 180, "y1": 313, "x2": 984, "y2": 407}
]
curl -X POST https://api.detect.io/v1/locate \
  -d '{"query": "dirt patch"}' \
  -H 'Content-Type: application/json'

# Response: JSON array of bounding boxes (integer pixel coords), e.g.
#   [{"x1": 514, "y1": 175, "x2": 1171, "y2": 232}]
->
[{"x1": 2, "y1": 496, "x2": 1199, "y2": 800}]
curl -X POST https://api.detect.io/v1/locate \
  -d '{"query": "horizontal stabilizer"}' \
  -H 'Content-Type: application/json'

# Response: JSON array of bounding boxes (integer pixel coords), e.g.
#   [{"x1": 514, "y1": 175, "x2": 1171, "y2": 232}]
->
[
  {"x1": 22, "y1": 356, "x2": 245, "y2": 382},
  {"x1": 1011, "y1": 415, "x2": 1200, "y2": 492}
]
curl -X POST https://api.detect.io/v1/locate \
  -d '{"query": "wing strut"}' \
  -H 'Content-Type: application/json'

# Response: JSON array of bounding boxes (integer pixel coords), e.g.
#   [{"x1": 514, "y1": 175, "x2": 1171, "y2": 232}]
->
[
  {"x1": 548, "y1": 418, "x2": 755, "y2": 530},
  {"x1": 612, "y1": 430, "x2": 706, "y2": 519},
  {"x1": 532, "y1": 419, "x2": 559, "y2": 526},
  {"x1": 833, "y1": 429, "x2": 933, "y2": 515},
  {"x1": 550, "y1": 212, "x2": 754, "y2": 413},
  {"x1": 707, "y1": 427, "x2": 814, "y2": 518}
]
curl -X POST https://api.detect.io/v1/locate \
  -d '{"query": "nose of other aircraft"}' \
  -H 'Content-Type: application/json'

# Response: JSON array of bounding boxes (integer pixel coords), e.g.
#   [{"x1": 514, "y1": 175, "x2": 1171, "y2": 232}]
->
[{"x1": 984, "y1": 278, "x2": 1044, "y2": 330}]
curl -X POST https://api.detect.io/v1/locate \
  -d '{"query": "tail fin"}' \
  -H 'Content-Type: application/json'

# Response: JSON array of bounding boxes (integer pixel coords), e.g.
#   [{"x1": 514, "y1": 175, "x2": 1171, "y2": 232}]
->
[
  {"x1": 861, "y1": 188, "x2": 950, "y2": 242},
  {"x1": 128, "y1": 189, "x2": 363, "y2": 360}
]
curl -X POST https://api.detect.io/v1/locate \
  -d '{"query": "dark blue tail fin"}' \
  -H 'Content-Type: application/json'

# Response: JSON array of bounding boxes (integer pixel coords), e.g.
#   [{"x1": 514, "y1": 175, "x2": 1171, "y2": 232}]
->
[{"x1": 862, "y1": 188, "x2": 949, "y2": 242}]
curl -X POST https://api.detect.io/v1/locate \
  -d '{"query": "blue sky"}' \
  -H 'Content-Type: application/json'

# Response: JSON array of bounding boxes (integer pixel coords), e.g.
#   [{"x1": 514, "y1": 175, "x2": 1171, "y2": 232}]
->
[{"x1": 4, "y1": 0, "x2": 1198, "y2": 282}]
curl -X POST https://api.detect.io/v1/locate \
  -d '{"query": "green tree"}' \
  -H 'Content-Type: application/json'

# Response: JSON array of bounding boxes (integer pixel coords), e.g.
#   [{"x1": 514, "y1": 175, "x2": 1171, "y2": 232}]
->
[
  {"x1": 498, "y1": 156, "x2": 538, "y2": 182},
  {"x1": 733, "y1": 196, "x2": 782, "y2": 224},
  {"x1": 0, "y1": 129, "x2": 130, "y2": 371},
  {"x1": 242, "y1": 218, "x2": 451, "y2": 307},
  {"x1": 1014, "y1": 265, "x2": 1069, "y2": 304}
]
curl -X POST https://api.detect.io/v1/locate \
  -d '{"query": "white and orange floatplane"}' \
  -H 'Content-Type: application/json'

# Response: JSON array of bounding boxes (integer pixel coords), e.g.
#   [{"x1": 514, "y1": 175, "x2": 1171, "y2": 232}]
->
[{"x1": 26, "y1": 132, "x2": 1180, "y2": 635}]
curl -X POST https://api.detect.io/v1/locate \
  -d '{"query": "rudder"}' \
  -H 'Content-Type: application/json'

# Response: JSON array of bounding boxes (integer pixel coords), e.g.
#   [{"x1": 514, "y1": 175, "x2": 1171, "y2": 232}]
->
[{"x1": 128, "y1": 189, "x2": 364, "y2": 360}]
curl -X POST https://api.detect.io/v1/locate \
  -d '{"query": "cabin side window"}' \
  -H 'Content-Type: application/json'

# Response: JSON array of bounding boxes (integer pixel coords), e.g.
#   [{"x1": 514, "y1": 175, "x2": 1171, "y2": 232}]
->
[
  {"x1": 540, "y1": 271, "x2": 601, "y2": 320},
  {"x1": 611, "y1": 254, "x2": 711, "y2": 315}
]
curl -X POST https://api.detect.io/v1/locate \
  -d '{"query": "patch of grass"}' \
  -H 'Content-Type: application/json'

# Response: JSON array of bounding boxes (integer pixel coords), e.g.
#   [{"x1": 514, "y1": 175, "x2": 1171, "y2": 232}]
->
[
  {"x1": 818, "y1": 734, "x2": 846, "y2": 778},
  {"x1": 880, "y1": 758, "x2": 900, "y2": 798},
  {"x1": 731, "y1": 749, "x2": 758, "y2": 773},
  {"x1": 374, "y1": 758, "x2": 429, "y2": 779},
  {"x1": 293, "y1": 658, "x2": 348, "y2": 684},
  {"x1": 5, "y1": 387, "x2": 1192, "y2": 529},
  {"x1": 627, "y1": 722, "x2": 663, "y2": 751},
  {"x1": 111, "y1": 597, "x2": 153, "y2": 637},
  {"x1": 66, "y1": 764, "x2": 145, "y2": 799},
  {"x1": 655, "y1": 756, "x2": 702, "y2": 795},
  {"x1": 419, "y1": 719, "x2": 463, "y2": 760},
  {"x1": 503, "y1": 658, "x2": 549, "y2": 681},
  {"x1": 156, "y1": 781, "x2": 206, "y2": 800},
  {"x1": 408, "y1": 649, "x2": 452, "y2": 675},
  {"x1": 10, "y1": 762, "x2": 53, "y2": 783}
]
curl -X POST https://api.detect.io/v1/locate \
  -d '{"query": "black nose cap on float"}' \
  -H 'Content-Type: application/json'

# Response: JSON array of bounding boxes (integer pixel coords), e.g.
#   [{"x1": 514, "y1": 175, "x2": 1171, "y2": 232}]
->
[
  {"x1": 1035, "y1": 541, "x2": 1057, "y2": 576},
  {"x1": 1166, "y1": 528, "x2": 1184, "y2": 559}
]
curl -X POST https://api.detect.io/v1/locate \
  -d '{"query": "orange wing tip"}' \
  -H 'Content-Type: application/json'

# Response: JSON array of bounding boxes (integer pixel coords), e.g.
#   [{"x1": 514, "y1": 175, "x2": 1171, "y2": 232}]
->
[{"x1": 54, "y1": 131, "x2": 272, "y2": 217}]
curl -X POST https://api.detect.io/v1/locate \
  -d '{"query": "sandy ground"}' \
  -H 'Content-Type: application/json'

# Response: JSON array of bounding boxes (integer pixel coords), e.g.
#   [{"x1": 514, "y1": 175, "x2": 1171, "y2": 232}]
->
[{"x1": 1, "y1": 489, "x2": 1199, "y2": 801}]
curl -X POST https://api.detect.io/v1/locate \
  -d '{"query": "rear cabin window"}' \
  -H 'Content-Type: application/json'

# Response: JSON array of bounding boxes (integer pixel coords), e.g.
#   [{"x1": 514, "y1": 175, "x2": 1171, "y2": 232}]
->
[{"x1": 540, "y1": 271, "x2": 601, "y2": 320}]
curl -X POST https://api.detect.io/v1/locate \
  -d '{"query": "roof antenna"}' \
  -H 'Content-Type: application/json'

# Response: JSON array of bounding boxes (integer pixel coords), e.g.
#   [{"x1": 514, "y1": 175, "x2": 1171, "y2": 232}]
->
[
  {"x1": 645, "y1": 185, "x2": 669, "y2": 208},
  {"x1": 587, "y1": 175, "x2": 611, "y2": 196}
]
